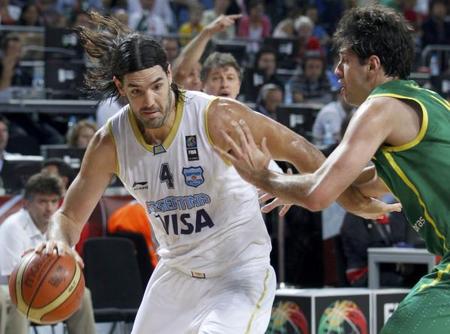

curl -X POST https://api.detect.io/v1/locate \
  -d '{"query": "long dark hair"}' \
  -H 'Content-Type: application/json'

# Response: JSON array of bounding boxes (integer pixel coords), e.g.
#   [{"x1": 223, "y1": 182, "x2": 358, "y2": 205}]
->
[
  {"x1": 333, "y1": 5, "x2": 414, "y2": 79},
  {"x1": 77, "y1": 12, "x2": 180, "y2": 101}
]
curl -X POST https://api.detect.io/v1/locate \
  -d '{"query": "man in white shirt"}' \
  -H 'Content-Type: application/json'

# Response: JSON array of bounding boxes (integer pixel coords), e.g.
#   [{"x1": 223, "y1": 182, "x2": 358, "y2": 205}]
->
[{"x1": 0, "y1": 173, "x2": 96, "y2": 334}]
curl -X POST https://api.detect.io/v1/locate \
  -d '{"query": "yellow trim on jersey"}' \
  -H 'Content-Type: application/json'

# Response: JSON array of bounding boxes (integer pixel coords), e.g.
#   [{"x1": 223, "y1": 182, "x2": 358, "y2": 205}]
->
[
  {"x1": 369, "y1": 93, "x2": 428, "y2": 152},
  {"x1": 107, "y1": 120, "x2": 120, "y2": 175},
  {"x1": 382, "y1": 151, "x2": 448, "y2": 252},
  {"x1": 204, "y1": 97, "x2": 232, "y2": 166},
  {"x1": 419, "y1": 263, "x2": 450, "y2": 292},
  {"x1": 204, "y1": 97, "x2": 220, "y2": 146},
  {"x1": 428, "y1": 93, "x2": 450, "y2": 111},
  {"x1": 128, "y1": 92, "x2": 185, "y2": 152},
  {"x1": 245, "y1": 268, "x2": 270, "y2": 334}
]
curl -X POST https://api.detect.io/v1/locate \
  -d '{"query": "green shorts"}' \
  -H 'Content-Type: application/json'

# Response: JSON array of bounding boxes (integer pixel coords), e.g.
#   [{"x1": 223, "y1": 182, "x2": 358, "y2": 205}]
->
[{"x1": 381, "y1": 252, "x2": 450, "y2": 334}]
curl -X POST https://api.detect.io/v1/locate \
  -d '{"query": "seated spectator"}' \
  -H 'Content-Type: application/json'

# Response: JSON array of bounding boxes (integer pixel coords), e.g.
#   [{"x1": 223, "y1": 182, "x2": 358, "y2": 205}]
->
[
  {"x1": 289, "y1": 51, "x2": 332, "y2": 104},
  {"x1": 241, "y1": 46, "x2": 284, "y2": 102},
  {"x1": 0, "y1": 33, "x2": 32, "y2": 96},
  {"x1": 201, "y1": 0, "x2": 235, "y2": 40},
  {"x1": 16, "y1": 2, "x2": 41, "y2": 26},
  {"x1": 0, "y1": 173, "x2": 96, "y2": 334},
  {"x1": 178, "y1": 2, "x2": 204, "y2": 46},
  {"x1": 237, "y1": 0, "x2": 271, "y2": 40},
  {"x1": 96, "y1": 96, "x2": 127, "y2": 128},
  {"x1": 128, "y1": 0, "x2": 174, "y2": 32},
  {"x1": 340, "y1": 211, "x2": 412, "y2": 287},
  {"x1": 0, "y1": 0, "x2": 20, "y2": 25},
  {"x1": 312, "y1": 94, "x2": 354, "y2": 147},
  {"x1": 161, "y1": 36, "x2": 180, "y2": 65},
  {"x1": 41, "y1": 157, "x2": 75, "y2": 191},
  {"x1": 305, "y1": 5, "x2": 330, "y2": 47},
  {"x1": 172, "y1": 14, "x2": 240, "y2": 91},
  {"x1": 129, "y1": 0, "x2": 167, "y2": 36},
  {"x1": 66, "y1": 119, "x2": 97, "y2": 149},
  {"x1": 272, "y1": 5, "x2": 302, "y2": 38},
  {"x1": 255, "y1": 83, "x2": 283, "y2": 120},
  {"x1": 107, "y1": 200, "x2": 158, "y2": 268},
  {"x1": 421, "y1": 0, "x2": 450, "y2": 48}
]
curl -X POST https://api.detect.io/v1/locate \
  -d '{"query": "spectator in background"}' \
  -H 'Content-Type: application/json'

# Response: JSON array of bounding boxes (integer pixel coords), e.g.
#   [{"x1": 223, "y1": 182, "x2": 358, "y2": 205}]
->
[
  {"x1": 178, "y1": 2, "x2": 204, "y2": 46},
  {"x1": 293, "y1": 15, "x2": 322, "y2": 66},
  {"x1": 305, "y1": 5, "x2": 330, "y2": 47},
  {"x1": 16, "y1": 2, "x2": 41, "y2": 26},
  {"x1": 312, "y1": 94, "x2": 354, "y2": 147},
  {"x1": 110, "y1": 7, "x2": 128, "y2": 26},
  {"x1": 255, "y1": 83, "x2": 283, "y2": 120},
  {"x1": 129, "y1": 0, "x2": 167, "y2": 36},
  {"x1": 237, "y1": 0, "x2": 271, "y2": 50},
  {"x1": 96, "y1": 96, "x2": 127, "y2": 127},
  {"x1": 107, "y1": 200, "x2": 159, "y2": 268},
  {"x1": 241, "y1": 46, "x2": 283, "y2": 102},
  {"x1": 161, "y1": 36, "x2": 180, "y2": 64},
  {"x1": 341, "y1": 211, "x2": 411, "y2": 287},
  {"x1": 0, "y1": 0, "x2": 20, "y2": 25},
  {"x1": 201, "y1": 0, "x2": 235, "y2": 40},
  {"x1": 66, "y1": 119, "x2": 96, "y2": 149},
  {"x1": 41, "y1": 157, "x2": 75, "y2": 191},
  {"x1": 272, "y1": 5, "x2": 302, "y2": 38},
  {"x1": 0, "y1": 33, "x2": 32, "y2": 95},
  {"x1": 172, "y1": 14, "x2": 240, "y2": 90},
  {"x1": 290, "y1": 51, "x2": 332, "y2": 104},
  {"x1": 0, "y1": 173, "x2": 96, "y2": 334},
  {"x1": 201, "y1": 51, "x2": 241, "y2": 98},
  {"x1": 128, "y1": 0, "x2": 174, "y2": 31},
  {"x1": 421, "y1": 0, "x2": 450, "y2": 48}
]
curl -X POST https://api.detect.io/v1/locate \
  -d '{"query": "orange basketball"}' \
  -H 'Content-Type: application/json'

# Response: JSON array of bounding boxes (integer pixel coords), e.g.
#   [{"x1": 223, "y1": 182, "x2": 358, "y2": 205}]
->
[{"x1": 8, "y1": 251, "x2": 85, "y2": 324}]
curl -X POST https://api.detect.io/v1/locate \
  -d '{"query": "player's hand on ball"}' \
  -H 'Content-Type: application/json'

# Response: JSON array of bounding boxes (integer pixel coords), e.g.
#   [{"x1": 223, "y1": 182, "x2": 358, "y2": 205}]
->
[{"x1": 35, "y1": 241, "x2": 84, "y2": 268}]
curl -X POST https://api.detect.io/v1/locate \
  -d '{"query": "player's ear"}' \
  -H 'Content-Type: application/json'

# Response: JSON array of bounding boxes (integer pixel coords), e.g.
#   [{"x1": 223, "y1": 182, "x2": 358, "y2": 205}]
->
[
  {"x1": 167, "y1": 64, "x2": 173, "y2": 86},
  {"x1": 113, "y1": 76, "x2": 125, "y2": 96},
  {"x1": 367, "y1": 55, "x2": 381, "y2": 72}
]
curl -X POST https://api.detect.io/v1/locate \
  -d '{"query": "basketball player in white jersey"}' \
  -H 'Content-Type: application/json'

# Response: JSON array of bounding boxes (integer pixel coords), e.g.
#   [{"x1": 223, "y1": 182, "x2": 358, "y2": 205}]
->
[{"x1": 36, "y1": 13, "x2": 400, "y2": 334}]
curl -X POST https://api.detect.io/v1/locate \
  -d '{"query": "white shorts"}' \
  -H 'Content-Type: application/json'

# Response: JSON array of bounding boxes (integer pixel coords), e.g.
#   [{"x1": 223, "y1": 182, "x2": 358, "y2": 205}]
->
[{"x1": 131, "y1": 262, "x2": 276, "y2": 334}]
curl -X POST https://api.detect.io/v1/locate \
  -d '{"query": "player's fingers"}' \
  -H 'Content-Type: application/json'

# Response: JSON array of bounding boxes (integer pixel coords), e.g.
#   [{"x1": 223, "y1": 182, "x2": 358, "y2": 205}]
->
[
  {"x1": 74, "y1": 252, "x2": 84, "y2": 268},
  {"x1": 213, "y1": 144, "x2": 237, "y2": 164},
  {"x1": 261, "y1": 137, "x2": 270, "y2": 156},
  {"x1": 35, "y1": 242, "x2": 47, "y2": 253},
  {"x1": 239, "y1": 119, "x2": 257, "y2": 148},
  {"x1": 228, "y1": 14, "x2": 242, "y2": 20},
  {"x1": 231, "y1": 120, "x2": 250, "y2": 153},
  {"x1": 261, "y1": 199, "x2": 281, "y2": 213},
  {"x1": 259, "y1": 192, "x2": 275, "y2": 203},
  {"x1": 279, "y1": 204, "x2": 292, "y2": 217},
  {"x1": 220, "y1": 130, "x2": 243, "y2": 159}
]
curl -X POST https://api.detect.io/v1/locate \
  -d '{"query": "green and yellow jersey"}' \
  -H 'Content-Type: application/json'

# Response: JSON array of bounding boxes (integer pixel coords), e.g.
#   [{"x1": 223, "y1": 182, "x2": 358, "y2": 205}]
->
[{"x1": 369, "y1": 80, "x2": 450, "y2": 256}]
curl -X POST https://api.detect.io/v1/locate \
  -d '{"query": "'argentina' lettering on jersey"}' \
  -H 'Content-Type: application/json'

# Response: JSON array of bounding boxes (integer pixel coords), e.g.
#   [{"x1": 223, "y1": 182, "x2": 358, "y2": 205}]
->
[{"x1": 146, "y1": 193, "x2": 214, "y2": 235}]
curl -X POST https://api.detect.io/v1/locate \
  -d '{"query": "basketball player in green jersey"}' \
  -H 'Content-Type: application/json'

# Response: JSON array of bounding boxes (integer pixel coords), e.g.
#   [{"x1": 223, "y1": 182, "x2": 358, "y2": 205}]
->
[{"x1": 218, "y1": 5, "x2": 450, "y2": 334}]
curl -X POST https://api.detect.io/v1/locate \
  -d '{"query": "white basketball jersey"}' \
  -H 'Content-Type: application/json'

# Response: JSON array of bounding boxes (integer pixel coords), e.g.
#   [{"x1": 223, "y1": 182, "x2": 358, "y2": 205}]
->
[{"x1": 108, "y1": 90, "x2": 271, "y2": 276}]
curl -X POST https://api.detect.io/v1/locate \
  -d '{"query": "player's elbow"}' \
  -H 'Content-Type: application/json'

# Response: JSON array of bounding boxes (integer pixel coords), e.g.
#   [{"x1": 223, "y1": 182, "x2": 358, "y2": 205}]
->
[{"x1": 305, "y1": 189, "x2": 333, "y2": 212}]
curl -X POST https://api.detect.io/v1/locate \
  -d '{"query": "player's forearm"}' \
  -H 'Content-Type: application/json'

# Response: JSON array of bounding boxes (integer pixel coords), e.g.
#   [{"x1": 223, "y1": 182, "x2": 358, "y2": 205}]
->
[
  {"x1": 47, "y1": 210, "x2": 84, "y2": 247},
  {"x1": 251, "y1": 169, "x2": 322, "y2": 211}
]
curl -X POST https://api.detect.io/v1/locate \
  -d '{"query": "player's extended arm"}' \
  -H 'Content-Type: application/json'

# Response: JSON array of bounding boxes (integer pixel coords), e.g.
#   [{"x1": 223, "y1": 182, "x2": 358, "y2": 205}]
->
[
  {"x1": 172, "y1": 14, "x2": 241, "y2": 85},
  {"x1": 209, "y1": 98, "x2": 400, "y2": 218},
  {"x1": 43, "y1": 127, "x2": 117, "y2": 254}
]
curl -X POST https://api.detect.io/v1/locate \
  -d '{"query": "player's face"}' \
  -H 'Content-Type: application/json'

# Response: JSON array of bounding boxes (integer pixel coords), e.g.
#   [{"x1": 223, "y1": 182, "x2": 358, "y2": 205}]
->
[
  {"x1": 116, "y1": 65, "x2": 174, "y2": 129},
  {"x1": 203, "y1": 65, "x2": 241, "y2": 99},
  {"x1": 335, "y1": 49, "x2": 372, "y2": 106},
  {"x1": 25, "y1": 194, "x2": 60, "y2": 230}
]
